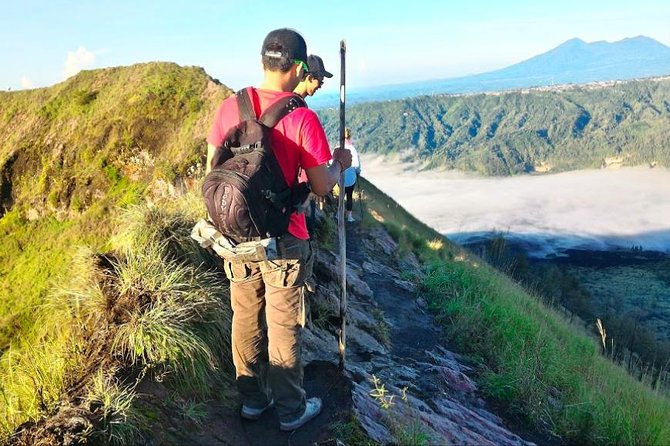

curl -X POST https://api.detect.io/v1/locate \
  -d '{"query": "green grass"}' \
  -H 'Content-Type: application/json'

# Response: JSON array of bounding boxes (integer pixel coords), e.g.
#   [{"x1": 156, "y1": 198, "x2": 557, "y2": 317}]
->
[
  {"x1": 0, "y1": 211, "x2": 80, "y2": 351},
  {"x1": 0, "y1": 172, "x2": 149, "y2": 354},
  {"x1": 0, "y1": 326, "x2": 72, "y2": 434},
  {"x1": 0, "y1": 64, "x2": 234, "y2": 442},
  {"x1": 86, "y1": 369, "x2": 147, "y2": 445},
  {"x1": 420, "y1": 260, "x2": 670, "y2": 444},
  {"x1": 108, "y1": 240, "x2": 229, "y2": 395},
  {"x1": 178, "y1": 399, "x2": 208, "y2": 426},
  {"x1": 332, "y1": 414, "x2": 379, "y2": 446}
]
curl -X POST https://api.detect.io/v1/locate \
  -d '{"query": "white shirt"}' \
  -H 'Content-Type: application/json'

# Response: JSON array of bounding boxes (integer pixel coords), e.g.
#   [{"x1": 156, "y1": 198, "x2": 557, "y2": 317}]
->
[{"x1": 343, "y1": 139, "x2": 361, "y2": 187}]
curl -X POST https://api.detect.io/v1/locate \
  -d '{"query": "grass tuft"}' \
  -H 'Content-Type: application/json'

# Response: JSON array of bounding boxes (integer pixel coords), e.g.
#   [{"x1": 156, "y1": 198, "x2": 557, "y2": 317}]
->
[{"x1": 86, "y1": 369, "x2": 147, "y2": 445}]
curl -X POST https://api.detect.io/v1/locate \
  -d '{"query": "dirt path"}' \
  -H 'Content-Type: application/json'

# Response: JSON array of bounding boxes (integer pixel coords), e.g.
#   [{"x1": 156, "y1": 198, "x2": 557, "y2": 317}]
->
[{"x1": 348, "y1": 236, "x2": 438, "y2": 361}]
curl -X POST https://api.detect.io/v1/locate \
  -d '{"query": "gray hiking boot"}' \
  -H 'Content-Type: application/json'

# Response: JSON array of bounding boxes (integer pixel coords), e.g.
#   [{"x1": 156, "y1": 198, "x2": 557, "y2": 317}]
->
[
  {"x1": 279, "y1": 397, "x2": 322, "y2": 431},
  {"x1": 241, "y1": 399, "x2": 274, "y2": 420}
]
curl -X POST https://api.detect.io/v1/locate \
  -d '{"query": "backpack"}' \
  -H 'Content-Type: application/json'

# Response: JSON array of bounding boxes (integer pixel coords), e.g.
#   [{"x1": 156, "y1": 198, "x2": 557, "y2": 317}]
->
[{"x1": 202, "y1": 88, "x2": 311, "y2": 244}]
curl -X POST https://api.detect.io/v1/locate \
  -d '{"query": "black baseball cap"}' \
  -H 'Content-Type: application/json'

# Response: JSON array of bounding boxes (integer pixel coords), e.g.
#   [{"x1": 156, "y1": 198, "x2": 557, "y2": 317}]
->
[
  {"x1": 307, "y1": 55, "x2": 333, "y2": 78},
  {"x1": 261, "y1": 28, "x2": 308, "y2": 64}
]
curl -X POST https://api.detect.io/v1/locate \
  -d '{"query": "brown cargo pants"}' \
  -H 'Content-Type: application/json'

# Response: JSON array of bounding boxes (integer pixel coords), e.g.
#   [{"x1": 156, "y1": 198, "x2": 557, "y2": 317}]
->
[{"x1": 223, "y1": 234, "x2": 314, "y2": 423}]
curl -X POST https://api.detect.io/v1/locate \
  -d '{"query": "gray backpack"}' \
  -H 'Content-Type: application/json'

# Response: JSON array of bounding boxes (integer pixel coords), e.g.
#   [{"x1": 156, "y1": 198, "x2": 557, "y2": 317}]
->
[{"x1": 202, "y1": 89, "x2": 310, "y2": 243}]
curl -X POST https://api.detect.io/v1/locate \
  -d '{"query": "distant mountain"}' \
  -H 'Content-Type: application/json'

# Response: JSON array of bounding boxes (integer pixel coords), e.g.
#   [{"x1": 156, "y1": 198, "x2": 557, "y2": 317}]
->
[
  {"x1": 474, "y1": 36, "x2": 670, "y2": 86},
  {"x1": 309, "y1": 36, "x2": 670, "y2": 109}
]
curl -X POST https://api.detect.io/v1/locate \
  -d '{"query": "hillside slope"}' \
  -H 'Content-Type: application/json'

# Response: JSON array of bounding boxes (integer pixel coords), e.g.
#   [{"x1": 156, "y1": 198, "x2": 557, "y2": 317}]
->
[
  {"x1": 0, "y1": 63, "x2": 231, "y2": 353},
  {"x1": 319, "y1": 77, "x2": 670, "y2": 175},
  {"x1": 0, "y1": 63, "x2": 235, "y2": 443},
  {"x1": 0, "y1": 62, "x2": 230, "y2": 218}
]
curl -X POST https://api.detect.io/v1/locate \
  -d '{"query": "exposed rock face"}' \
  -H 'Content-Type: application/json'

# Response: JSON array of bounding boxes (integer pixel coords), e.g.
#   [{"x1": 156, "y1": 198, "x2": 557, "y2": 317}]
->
[{"x1": 303, "y1": 224, "x2": 536, "y2": 446}]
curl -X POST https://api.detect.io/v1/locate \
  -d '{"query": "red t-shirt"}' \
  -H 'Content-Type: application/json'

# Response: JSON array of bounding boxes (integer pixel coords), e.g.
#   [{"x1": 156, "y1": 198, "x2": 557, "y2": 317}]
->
[{"x1": 207, "y1": 87, "x2": 332, "y2": 240}]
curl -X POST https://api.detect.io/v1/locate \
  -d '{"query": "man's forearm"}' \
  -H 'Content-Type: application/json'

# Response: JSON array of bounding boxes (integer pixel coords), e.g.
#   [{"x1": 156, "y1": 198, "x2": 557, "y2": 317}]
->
[
  {"x1": 308, "y1": 162, "x2": 343, "y2": 196},
  {"x1": 328, "y1": 159, "x2": 344, "y2": 187}
]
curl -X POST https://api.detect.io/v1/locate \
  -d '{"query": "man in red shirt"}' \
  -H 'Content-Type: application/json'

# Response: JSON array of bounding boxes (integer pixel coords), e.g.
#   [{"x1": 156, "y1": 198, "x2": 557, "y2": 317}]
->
[{"x1": 206, "y1": 28, "x2": 351, "y2": 431}]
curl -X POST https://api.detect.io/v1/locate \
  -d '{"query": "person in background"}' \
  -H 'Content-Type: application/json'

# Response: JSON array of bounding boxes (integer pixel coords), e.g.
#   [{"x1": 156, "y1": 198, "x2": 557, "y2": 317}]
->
[
  {"x1": 205, "y1": 28, "x2": 351, "y2": 432},
  {"x1": 343, "y1": 127, "x2": 361, "y2": 223},
  {"x1": 294, "y1": 54, "x2": 334, "y2": 236},
  {"x1": 294, "y1": 54, "x2": 333, "y2": 99}
]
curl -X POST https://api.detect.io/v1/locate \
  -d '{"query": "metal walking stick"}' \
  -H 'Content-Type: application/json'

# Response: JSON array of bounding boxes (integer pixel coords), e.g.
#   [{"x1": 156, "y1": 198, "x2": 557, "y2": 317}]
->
[
  {"x1": 357, "y1": 174, "x2": 363, "y2": 220},
  {"x1": 338, "y1": 39, "x2": 347, "y2": 371}
]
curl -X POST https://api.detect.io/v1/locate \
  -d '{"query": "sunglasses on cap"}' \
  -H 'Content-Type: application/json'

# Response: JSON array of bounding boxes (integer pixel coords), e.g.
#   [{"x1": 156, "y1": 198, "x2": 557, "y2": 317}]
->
[{"x1": 293, "y1": 59, "x2": 310, "y2": 72}]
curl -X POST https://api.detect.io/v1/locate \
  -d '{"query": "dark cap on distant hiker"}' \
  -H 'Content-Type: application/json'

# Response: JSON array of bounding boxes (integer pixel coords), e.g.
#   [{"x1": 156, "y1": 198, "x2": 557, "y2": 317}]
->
[
  {"x1": 295, "y1": 53, "x2": 332, "y2": 99},
  {"x1": 261, "y1": 28, "x2": 308, "y2": 65},
  {"x1": 307, "y1": 55, "x2": 333, "y2": 79}
]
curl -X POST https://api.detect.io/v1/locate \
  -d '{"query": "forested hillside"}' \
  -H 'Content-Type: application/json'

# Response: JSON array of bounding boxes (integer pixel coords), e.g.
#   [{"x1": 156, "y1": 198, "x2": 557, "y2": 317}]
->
[{"x1": 319, "y1": 77, "x2": 670, "y2": 175}]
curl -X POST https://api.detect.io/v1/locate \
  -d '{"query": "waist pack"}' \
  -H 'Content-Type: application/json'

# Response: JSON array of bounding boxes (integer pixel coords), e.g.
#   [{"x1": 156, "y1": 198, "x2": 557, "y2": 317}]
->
[
  {"x1": 191, "y1": 219, "x2": 277, "y2": 262},
  {"x1": 202, "y1": 88, "x2": 311, "y2": 244}
]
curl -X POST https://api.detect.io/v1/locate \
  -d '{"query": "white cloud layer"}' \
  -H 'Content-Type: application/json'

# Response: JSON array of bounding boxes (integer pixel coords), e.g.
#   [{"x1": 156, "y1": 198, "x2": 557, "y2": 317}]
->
[
  {"x1": 64, "y1": 46, "x2": 96, "y2": 79},
  {"x1": 20, "y1": 76, "x2": 34, "y2": 89},
  {"x1": 361, "y1": 154, "x2": 670, "y2": 257}
]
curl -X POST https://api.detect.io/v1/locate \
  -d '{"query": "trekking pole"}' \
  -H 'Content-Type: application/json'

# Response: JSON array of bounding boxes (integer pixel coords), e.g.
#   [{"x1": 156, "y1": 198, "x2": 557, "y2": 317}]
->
[
  {"x1": 357, "y1": 175, "x2": 363, "y2": 220},
  {"x1": 337, "y1": 39, "x2": 347, "y2": 371}
]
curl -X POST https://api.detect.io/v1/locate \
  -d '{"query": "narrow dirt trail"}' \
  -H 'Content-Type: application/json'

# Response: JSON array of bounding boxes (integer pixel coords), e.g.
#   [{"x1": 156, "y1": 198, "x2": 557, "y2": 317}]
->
[{"x1": 346, "y1": 224, "x2": 438, "y2": 361}]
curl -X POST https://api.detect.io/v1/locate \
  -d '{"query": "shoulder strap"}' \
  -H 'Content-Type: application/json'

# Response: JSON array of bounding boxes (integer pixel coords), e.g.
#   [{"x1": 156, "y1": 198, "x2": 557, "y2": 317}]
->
[
  {"x1": 259, "y1": 94, "x2": 306, "y2": 128},
  {"x1": 236, "y1": 88, "x2": 256, "y2": 122}
]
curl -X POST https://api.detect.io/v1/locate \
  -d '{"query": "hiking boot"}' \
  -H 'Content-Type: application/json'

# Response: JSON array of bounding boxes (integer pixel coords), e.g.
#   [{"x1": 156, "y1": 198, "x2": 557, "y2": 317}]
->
[
  {"x1": 346, "y1": 214, "x2": 355, "y2": 223},
  {"x1": 279, "y1": 397, "x2": 322, "y2": 431},
  {"x1": 241, "y1": 399, "x2": 274, "y2": 420}
]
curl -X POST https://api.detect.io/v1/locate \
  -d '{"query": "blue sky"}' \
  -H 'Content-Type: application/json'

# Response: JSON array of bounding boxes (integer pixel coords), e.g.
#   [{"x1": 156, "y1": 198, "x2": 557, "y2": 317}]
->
[{"x1": 2, "y1": 0, "x2": 669, "y2": 92}]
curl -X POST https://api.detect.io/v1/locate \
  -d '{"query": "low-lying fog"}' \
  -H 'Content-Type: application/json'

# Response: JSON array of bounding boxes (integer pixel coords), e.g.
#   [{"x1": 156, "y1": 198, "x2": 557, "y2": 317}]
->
[{"x1": 360, "y1": 154, "x2": 670, "y2": 258}]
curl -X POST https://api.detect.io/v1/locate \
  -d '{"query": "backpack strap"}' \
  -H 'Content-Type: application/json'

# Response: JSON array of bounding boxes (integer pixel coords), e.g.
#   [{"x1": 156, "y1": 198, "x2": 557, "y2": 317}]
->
[
  {"x1": 236, "y1": 88, "x2": 256, "y2": 122},
  {"x1": 259, "y1": 94, "x2": 306, "y2": 128}
]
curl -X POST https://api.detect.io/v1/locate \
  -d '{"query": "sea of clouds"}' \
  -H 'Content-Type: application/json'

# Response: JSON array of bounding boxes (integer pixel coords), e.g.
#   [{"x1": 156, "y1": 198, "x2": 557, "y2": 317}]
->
[{"x1": 360, "y1": 154, "x2": 670, "y2": 258}]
